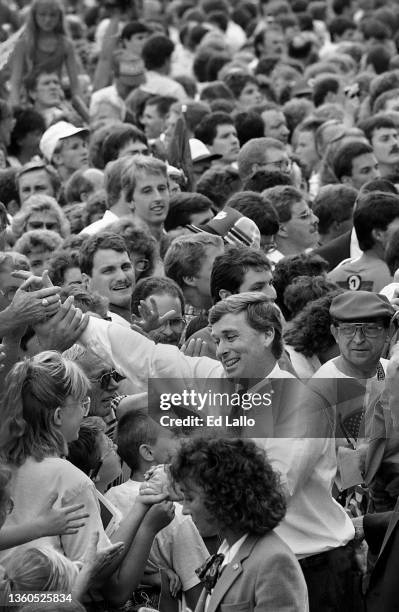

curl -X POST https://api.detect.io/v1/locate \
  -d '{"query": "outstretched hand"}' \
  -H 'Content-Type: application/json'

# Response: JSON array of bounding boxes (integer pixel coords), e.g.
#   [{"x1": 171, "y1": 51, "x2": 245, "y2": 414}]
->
[
  {"x1": 131, "y1": 298, "x2": 177, "y2": 333},
  {"x1": 35, "y1": 295, "x2": 89, "y2": 351},
  {"x1": 180, "y1": 337, "x2": 208, "y2": 357},
  {"x1": 7, "y1": 270, "x2": 61, "y2": 329}
]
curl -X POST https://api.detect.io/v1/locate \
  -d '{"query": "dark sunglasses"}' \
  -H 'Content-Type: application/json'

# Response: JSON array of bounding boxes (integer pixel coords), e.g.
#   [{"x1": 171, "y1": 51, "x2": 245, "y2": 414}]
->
[{"x1": 97, "y1": 370, "x2": 126, "y2": 390}]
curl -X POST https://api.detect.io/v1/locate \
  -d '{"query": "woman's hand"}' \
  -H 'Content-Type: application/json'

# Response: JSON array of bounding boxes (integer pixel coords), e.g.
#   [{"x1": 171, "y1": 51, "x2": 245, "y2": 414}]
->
[
  {"x1": 35, "y1": 491, "x2": 89, "y2": 537},
  {"x1": 143, "y1": 501, "x2": 175, "y2": 534}
]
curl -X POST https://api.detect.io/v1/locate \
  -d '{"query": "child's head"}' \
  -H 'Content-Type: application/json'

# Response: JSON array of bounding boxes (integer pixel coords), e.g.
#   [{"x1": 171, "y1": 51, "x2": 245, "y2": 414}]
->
[
  {"x1": 68, "y1": 417, "x2": 121, "y2": 490},
  {"x1": 29, "y1": 0, "x2": 66, "y2": 36},
  {"x1": 169, "y1": 437, "x2": 287, "y2": 538},
  {"x1": 1, "y1": 545, "x2": 78, "y2": 596},
  {"x1": 40, "y1": 122, "x2": 89, "y2": 174},
  {"x1": 116, "y1": 409, "x2": 179, "y2": 473}
]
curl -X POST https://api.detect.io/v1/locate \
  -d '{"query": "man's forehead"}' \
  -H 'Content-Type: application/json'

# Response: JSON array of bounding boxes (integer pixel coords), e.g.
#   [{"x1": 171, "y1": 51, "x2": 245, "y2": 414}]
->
[
  {"x1": 134, "y1": 171, "x2": 167, "y2": 187},
  {"x1": 216, "y1": 123, "x2": 235, "y2": 135},
  {"x1": 211, "y1": 310, "x2": 248, "y2": 330},
  {"x1": 19, "y1": 168, "x2": 50, "y2": 184},
  {"x1": 93, "y1": 248, "x2": 130, "y2": 266}
]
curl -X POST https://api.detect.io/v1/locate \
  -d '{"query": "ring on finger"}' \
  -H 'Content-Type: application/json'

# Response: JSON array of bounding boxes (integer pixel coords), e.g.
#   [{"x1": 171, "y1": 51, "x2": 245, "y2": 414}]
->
[{"x1": 42, "y1": 298, "x2": 49, "y2": 307}]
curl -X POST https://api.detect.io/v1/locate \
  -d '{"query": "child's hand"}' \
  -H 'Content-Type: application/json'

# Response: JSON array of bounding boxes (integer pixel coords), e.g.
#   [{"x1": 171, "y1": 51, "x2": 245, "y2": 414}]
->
[
  {"x1": 36, "y1": 491, "x2": 89, "y2": 537},
  {"x1": 165, "y1": 568, "x2": 181, "y2": 598},
  {"x1": 83, "y1": 531, "x2": 125, "y2": 579},
  {"x1": 144, "y1": 501, "x2": 175, "y2": 533}
]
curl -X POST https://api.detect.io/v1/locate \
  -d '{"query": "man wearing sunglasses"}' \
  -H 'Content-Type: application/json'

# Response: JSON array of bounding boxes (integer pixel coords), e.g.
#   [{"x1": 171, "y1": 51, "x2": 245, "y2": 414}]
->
[{"x1": 64, "y1": 344, "x2": 125, "y2": 440}]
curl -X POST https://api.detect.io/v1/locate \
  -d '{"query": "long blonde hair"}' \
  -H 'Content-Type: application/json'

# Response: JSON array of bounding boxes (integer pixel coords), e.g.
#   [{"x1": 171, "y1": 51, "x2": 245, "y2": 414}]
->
[
  {"x1": 0, "y1": 545, "x2": 78, "y2": 595},
  {"x1": 23, "y1": 0, "x2": 70, "y2": 73},
  {"x1": 0, "y1": 351, "x2": 89, "y2": 466}
]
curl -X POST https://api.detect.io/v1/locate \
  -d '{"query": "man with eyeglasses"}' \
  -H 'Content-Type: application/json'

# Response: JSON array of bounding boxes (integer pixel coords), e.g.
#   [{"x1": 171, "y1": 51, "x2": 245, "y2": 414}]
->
[{"x1": 237, "y1": 137, "x2": 292, "y2": 186}]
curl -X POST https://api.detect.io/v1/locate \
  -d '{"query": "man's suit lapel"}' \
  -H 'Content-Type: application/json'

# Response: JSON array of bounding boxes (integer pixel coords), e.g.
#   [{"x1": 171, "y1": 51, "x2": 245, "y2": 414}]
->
[
  {"x1": 206, "y1": 535, "x2": 258, "y2": 612},
  {"x1": 375, "y1": 498, "x2": 399, "y2": 565}
]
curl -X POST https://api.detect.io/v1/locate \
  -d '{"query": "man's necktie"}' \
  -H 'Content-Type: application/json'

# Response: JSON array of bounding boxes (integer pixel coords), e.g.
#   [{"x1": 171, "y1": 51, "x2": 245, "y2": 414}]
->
[{"x1": 196, "y1": 553, "x2": 225, "y2": 594}]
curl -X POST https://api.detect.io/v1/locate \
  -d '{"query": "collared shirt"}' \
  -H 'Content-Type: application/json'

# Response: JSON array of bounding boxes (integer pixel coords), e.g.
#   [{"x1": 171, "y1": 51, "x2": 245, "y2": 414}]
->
[
  {"x1": 204, "y1": 534, "x2": 249, "y2": 612},
  {"x1": 79, "y1": 317, "x2": 354, "y2": 558}
]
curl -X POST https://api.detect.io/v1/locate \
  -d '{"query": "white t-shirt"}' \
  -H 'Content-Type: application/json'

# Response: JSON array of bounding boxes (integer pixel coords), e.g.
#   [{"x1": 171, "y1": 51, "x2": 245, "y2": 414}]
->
[{"x1": 105, "y1": 479, "x2": 208, "y2": 591}]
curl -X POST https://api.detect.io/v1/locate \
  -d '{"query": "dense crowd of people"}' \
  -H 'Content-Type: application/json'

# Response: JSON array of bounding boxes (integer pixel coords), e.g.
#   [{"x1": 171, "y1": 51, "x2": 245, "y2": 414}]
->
[{"x1": 3, "y1": 0, "x2": 399, "y2": 610}]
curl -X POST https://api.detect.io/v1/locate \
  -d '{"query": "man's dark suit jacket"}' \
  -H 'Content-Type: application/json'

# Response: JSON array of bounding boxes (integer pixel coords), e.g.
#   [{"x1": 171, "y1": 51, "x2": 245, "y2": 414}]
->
[
  {"x1": 364, "y1": 505, "x2": 399, "y2": 611},
  {"x1": 314, "y1": 230, "x2": 351, "y2": 271}
]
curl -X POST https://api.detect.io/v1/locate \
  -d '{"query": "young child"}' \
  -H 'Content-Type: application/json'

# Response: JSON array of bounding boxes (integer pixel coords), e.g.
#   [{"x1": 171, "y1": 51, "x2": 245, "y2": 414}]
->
[
  {"x1": 105, "y1": 410, "x2": 208, "y2": 610},
  {"x1": 10, "y1": 0, "x2": 88, "y2": 121}
]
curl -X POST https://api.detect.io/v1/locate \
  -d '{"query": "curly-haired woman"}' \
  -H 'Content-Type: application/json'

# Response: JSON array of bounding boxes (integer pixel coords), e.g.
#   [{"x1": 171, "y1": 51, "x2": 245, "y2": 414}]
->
[
  {"x1": 169, "y1": 437, "x2": 308, "y2": 612},
  {"x1": 284, "y1": 291, "x2": 342, "y2": 378}
]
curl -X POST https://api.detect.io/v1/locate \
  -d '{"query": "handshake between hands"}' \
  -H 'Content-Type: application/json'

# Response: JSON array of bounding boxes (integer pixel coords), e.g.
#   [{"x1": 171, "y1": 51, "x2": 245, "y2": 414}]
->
[{"x1": 8, "y1": 269, "x2": 89, "y2": 351}]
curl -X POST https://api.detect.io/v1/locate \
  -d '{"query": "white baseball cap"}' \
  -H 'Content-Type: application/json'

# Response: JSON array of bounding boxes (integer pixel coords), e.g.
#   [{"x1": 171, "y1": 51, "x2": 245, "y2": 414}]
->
[
  {"x1": 189, "y1": 138, "x2": 221, "y2": 163},
  {"x1": 39, "y1": 121, "x2": 89, "y2": 162}
]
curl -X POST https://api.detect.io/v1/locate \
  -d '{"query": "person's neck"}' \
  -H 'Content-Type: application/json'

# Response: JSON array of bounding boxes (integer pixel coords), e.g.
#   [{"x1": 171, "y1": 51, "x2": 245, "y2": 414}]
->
[
  {"x1": 110, "y1": 200, "x2": 131, "y2": 217},
  {"x1": 131, "y1": 465, "x2": 151, "y2": 482},
  {"x1": 275, "y1": 238, "x2": 307, "y2": 257},
  {"x1": 379, "y1": 162, "x2": 398, "y2": 178},
  {"x1": 152, "y1": 65, "x2": 169, "y2": 76},
  {"x1": 221, "y1": 528, "x2": 247, "y2": 547},
  {"x1": 56, "y1": 165, "x2": 72, "y2": 183},
  {"x1": 335, "y1": 355, "x2": 379, "y2": 379},
  {"x1": 109, "y1": 302, "x2": 131, "y2": 322},
  {"x1": 236, "y1": 357, "x2": 277, "y2": 387},
  {"x1": 147, "y1": 223, "x2": 164, "y2": 241},
  {"x1": 363, "y1": 246, "x2": 384, "y2": 261},
  {"x1": 184, "y1": 287, "x2": 211, "y2": 311}
]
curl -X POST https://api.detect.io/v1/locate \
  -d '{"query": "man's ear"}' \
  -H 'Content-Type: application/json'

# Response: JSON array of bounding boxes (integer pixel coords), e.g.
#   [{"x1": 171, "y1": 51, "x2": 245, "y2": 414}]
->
[
  {"x1": 139, "y1": 443, "x2": 154, "y2": 462},
  {"x1": 341, "y1": 175, "x2": 352, "y2": 186},
  {"x1": 277, "y1": 222, "x2": 288, "y2": 238},
  {"x1": 263, "y1": 328, "x2": 275, "y2": 349},
  {"x1": 372, "y1": 227, "x2": 384, "y2": 245},
  {"x1": 52, "y1": 152, "x2": 63, "y2": 168},
  {"x1": 53, "y1": 406, "x2": 62, "y2": 427},
  {"x1": 81, "y1": 273, "x2": 90, "y2": 289},
  {"x1": 219, "y1": 289, "x2": 232, "y2": 300},
  {"x1": 182, "y1": 275, "x2": 198, "y2": 288},
  {"x1": 330, "y1": 323, "x2": 339, "y2": 343}
]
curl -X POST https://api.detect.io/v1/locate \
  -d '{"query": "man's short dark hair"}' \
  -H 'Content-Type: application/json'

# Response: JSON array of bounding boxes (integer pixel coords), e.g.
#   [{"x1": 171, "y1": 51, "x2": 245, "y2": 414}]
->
[
  {"x1": 328, "y1": 16, "x2": 356, "y2": 42},
  {"x1": 65, "y1": 170, "x2": 96, "y2": 205},
  {"x1": 243, "y1": 169, "x2": 293, "y2": 192},
  {"x1": 354, "y1": 191, "x2": 399, "y2": 251},
  {"x1": 373, "y1": 88, "x2": 399, "y2": 114},
  {"x1": 196, "y1": 166, "x2": 242, "y2": 211},
  {"x1": 312, "y1": 75, "x2": 341, "y2": 107},
  {"x1": 227, "y1": 191, "x2": 279, "y2": 236},
  {"x1": 47, "y1": 250, "x2": 81, "y2": 286},
  {"x1": 210, "y1": 246, "x2": 271, "y2": 304},
  {"x1": 79, "y1": 232, "x2": 129, "y2": 276},
  {"x1": 102, "y1": 124, "x2": 147, "y2": 166},
  {"x1": 165, "y1": 192, "x2": 213, "y2": 231},
  {"x1": 312, "y1": 185, "x2": 357, "y2": 235},
  {"x1": 273, "y1": 253, "x2": 329, "y2": 317},
  {"x1": 107, "y1": 218, "x2": 158, "y2": 279},
  {"x1": 142, "y1": 34, "x2": 175, "y2": 70},
  {"x1": 131, "y1": 276, "x2": 185, "y2": 315},
  {"x1": 195, "y1": 112, "x2": 235, "y2": 146},
  {"x1": 144, "y1": 95, "x2": 177, "y2": 118},
  {"x1": 234, "y1": 111, "x2": 264, "y2": 147},
  {"x1": 333, "y1": 140, "x2": 374, "y2": 181},
  {"x1": 261, "y1": 185, "x2": 303, "y2": 223}
]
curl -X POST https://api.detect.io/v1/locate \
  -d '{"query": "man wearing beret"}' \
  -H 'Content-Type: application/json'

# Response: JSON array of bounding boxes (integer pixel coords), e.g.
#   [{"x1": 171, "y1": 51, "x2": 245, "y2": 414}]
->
[{"x1": 311, "y1": 291, "x2": 394, "y2": 443}]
